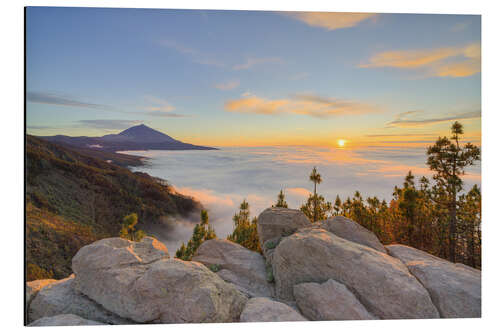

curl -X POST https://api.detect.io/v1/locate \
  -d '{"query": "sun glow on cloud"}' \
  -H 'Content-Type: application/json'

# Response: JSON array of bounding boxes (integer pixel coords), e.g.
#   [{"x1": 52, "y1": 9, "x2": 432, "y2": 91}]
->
[
  {"x1": 224, "y1": 93, "x2": 379, "y2": 118},
  {"x1": 286, "y1": 12, "x2": 377, "y2": 30},
  {"x1": 360, "y1": 43, "x2": 481, "y2": 78}
]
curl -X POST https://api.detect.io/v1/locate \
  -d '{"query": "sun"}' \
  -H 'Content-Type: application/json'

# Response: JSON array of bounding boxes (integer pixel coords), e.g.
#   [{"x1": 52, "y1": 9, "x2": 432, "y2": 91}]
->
[{"x1": 337, "y1": 139, "x2": 346, "y2": 147}]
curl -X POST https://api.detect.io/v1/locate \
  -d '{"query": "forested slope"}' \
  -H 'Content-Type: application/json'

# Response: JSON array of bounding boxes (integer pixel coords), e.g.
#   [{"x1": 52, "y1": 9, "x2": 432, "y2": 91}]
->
[{"x1": 26, "y1": 135, "x2": 202, "y2": 280}]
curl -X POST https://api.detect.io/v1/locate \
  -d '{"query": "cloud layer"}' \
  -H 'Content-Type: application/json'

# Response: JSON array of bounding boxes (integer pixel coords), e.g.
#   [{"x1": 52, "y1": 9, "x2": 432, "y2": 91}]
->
[
  {"x1": 286, "y1": 12, "x2": 377, "y2": 30},
  {"x1": 360, "y1": 43, "x2": 481, "y2": 78},
  {"x1": 225, "y1": 93, "x2": 378, "y2": 118}
]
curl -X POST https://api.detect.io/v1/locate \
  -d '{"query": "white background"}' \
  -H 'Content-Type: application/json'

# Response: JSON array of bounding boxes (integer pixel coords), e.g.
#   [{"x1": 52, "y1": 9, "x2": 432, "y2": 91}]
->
[{"x1": 1, "y1": 0, "x2": 498, "y2": 331}]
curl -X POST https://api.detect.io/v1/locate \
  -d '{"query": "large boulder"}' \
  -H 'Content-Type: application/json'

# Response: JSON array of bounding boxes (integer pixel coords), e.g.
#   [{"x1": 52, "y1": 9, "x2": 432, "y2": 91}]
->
[
  {"x1": 26, "y1": 279, "x2": 56, "y2": 306},
  {"x1": 272, "y1": 228, "x2": 439, "y2": 319},
  {"x1": 29, "y1": 274, "x2": 131, "y2": 324},
  {"x1": 317, "y1": 216, "x2": 386, "y2": 253},
  {"x1": 386, "y1": 244, "x2": 481, "y2": 318},
  {"x1": 72, "y1": 237, "x2": 247, "y2": 323},
  {"x1": 28, "y1": 314, "x2": 103, "y2": 326},
  {"x1": 239, "y1": 297, "x2": 307, "y2": 322},
  {"x1": 257, "y1": 207, "x2": 310, "y2": 263},
  {"x1": 192, "y1": 239, "x2": 273, "y2": 297},
  {"x1": 293, "y1": 279, "x2": 376, "y2": 321}
]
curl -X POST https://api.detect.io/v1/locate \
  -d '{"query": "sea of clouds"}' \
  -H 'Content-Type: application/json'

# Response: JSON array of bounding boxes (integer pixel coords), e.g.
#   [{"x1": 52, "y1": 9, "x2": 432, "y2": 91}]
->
[{"x1": 122, "y1": 146, "x2": 481, "y2": 252}]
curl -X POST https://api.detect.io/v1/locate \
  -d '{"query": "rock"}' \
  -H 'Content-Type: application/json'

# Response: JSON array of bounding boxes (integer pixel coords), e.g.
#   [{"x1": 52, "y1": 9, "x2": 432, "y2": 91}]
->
[
  {"x1": 133, "y1": 259, "x2": 248, "y2": 323},
  {"x1": 240, "y1": 297, "x2": 307, "y2": 322},
  {"x1": 257, "y1": 207, "x2": 310, "y2": 263},
  {"x1": 28, "y1": 314, "x2": 103, "y2": 326},
  {"x1": 72, "y1": 237, "x2": 169, "y2": 272},
  {"x1": 192, "y1": 239, "x2": 273, "y2": 297},
  {"x1": 26, "y1": 279, "x2": 56, "y2": 306},
  {"x1": 29, "y1": 274, "x2": 131, "y2": 324},
  {"x1": 386, "y1": 244, "x2": 481, "y2": 318},
  {"x1": 317, "y1": 216, "x2": 386, "y2": 253},
  {"x1": 72, "y1": 237, "x2": 247, "y2": 323},
  {"x1": 293, "y1": 279, "x2": 376, "y2": 320},
  {"x1": 272, "y1": 228, "x2": 439, "y2": 319}
]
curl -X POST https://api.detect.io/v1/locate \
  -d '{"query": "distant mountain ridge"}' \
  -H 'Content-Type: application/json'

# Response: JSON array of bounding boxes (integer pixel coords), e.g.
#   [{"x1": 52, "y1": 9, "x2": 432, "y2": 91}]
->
[{"x1": 39, "y1": 124, "x2": 217, "y2": 152}]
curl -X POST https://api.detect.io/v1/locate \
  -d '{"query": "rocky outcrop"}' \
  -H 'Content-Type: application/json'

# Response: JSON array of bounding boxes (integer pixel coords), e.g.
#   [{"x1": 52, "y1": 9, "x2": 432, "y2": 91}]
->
[
  {"x1": 26, "y1": 279, "x2": 56, "y2": 306},
  {"x1": 386, "y1": 245, "x2": 481, "y2": 318},
  {"x1": 294, "y1": 279, "x2": 376, "y2": 321},
  {"x1": 257, "y1": 207, "x2": 310, "y2": 263},
  {"x1": 272, "y1": 227, "x2": 439, "y2": 319},
  {"x1": 25, "y1": 207, "x2": 482, "y2": 325},
  {"x1": 317, "y1": 216, "x2": 386, "y2": 253},
  {"x1": 72, "y1": 237, "x2": 247, "y2": 323},
  {"x1": 29, "y1": 274, "x2": 131, "y2": 324},
  {"x1": 239, "y1": 297, "x2": 307, "y2": 322},
  {"x1": 28, "y1": 314, "x2": 103, "y2": 326},
  {"x1": 192, "y1": 239, "x2": 273, "y2": 297}
]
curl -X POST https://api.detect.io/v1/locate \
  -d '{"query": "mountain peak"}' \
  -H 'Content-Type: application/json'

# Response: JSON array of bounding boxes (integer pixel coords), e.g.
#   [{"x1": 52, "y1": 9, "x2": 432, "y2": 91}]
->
[{"x1": 118, "y1": 124, "x2": 176, "y2": 143}]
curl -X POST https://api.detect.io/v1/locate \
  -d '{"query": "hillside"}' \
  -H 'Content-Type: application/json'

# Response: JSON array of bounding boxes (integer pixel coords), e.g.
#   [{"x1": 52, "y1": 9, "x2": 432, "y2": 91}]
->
[
  {"x1": 26, "y1": 135, "x2": 202, "y2": 280},
  {"x1": 39, "y1": 124, "x2": 217, "y2": 152}
]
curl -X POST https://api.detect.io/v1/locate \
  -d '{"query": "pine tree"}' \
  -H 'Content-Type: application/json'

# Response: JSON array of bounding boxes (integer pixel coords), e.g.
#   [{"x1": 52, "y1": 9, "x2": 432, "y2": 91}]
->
[
  {"x1": 398, "y1": 171, "x2": 419, "y2": 246},
  {"x1": 334, "y1": 195, "x2": 342, "y2": 216},
  {"x1": 227, "y1": 200, "x2": 261, "y2": 253},
  {"x1": 119, "y1": 213, "x2": 146, "y2": 242},
  {"x1": 426, "y1": 121, "x2": 480, "y2": 262},
  {"x1": 273, "y1": 189, "x2": 288, "y2": 208},
  {"x1": 300, "y1": 194, "x2": 333, "y2": 222},
  {"x1": 309, "y1": 166, "x2": 323, "y2": 222},
  {"x1": 175, "y1": 209, "x2": 216, "y2": 260}
]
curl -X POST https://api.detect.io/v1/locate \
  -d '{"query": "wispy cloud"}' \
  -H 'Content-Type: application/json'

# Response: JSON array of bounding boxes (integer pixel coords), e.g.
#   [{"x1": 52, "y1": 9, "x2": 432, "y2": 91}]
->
[
  {"x1": 76, "y1": 119, "x2": 142, "y2": 130},
  {"x1": 215, "y1": 80, "x2": 240, "y2": 91},
  {"x1": 233, "y1": 57, "x2": 283, "y2": 70},
  {"x1": 225, "y1": 93, "x2": 379, "y2": 118},
  {"x1": 27, "y1": 91, "x2": 109, "y2": 109},
  {"x1": 360, "y1": 43, "x2": 481, "y2": 78},
  {"x1": 290, "y1": 72, "x2": 310, "y2": 80},
  {"x1": 286, "y1": 12, "x2": 377, "y2": 30},
  {"x1": 140, "y1": 95, "x2": 189, "y2": 118},
  {"x1": 159, "y1": 39, "x2": 224, "y2": 67},
  {"x1": 387, "y1": 110, "x2": 481, "y2": 128},
  {"x1": 143, "y1": 95, "x2": 175, "y2": 113}
]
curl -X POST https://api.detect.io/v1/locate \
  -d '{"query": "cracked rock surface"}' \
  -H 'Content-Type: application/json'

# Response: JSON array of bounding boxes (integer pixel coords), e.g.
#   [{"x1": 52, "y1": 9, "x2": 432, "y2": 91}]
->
[
  {"x1": 386, "y1": 245, "x2": 481, "y2": 318},
  {"x1": 272, "y1": 227, "x2": 439, "y2": 319},
  {"x1": 72, "y1": 237, "x2": 247, "y2": 323}
]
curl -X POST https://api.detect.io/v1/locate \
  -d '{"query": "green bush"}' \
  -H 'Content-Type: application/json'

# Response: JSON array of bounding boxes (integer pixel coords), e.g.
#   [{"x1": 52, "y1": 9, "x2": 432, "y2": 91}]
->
[{"x1": 209, "y1": 263, "x2": 221, "y2": 272}]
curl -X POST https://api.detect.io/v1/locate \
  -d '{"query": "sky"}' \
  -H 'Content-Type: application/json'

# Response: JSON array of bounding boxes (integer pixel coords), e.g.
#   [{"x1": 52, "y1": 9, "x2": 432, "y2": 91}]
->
[{"x1": 26, "y1": 7, "x2": 481, "y2": 148}]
